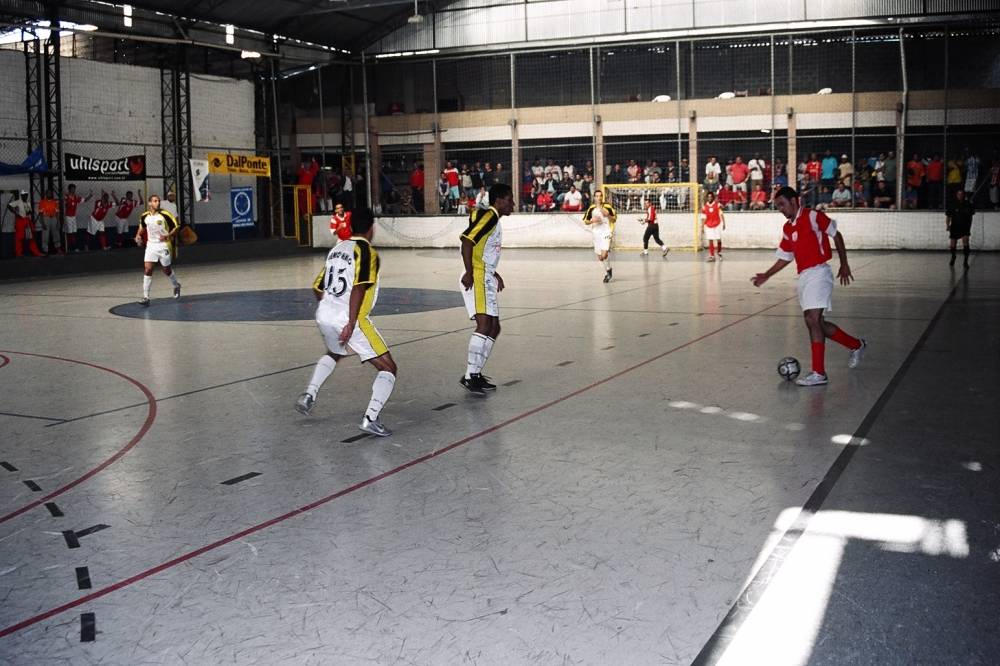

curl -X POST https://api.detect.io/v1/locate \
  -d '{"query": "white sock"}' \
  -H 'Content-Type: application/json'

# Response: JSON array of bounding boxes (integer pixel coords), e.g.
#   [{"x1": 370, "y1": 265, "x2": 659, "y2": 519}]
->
[
  {"x1": 481, "y1": 336, "x2": 495, "y2": 373},
  {"x1": 602, "y1": 259, "x2": 611, "y2": 272},
  {"x1": 306, "y1": 355, "x2": 337, "y2": 398},
  {"x1": 365, "y1": 371, "x2": 395, "y2": 420},
  {"x1": 466, "y1": 333, "x2": 487, "y2": 378},
  {"x1": 167, "y1": 271, "x2": 179, "y2": 287},
  {"x1": 142, "y1": 275, "x2": 152, "y2": 298}
]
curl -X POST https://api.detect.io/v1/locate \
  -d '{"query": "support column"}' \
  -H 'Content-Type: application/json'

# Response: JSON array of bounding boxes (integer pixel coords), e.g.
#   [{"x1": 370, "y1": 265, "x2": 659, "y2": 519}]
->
[
  {"x1": 510, "y1": 119, "x2": 520, "y2": 209},
  {"x1": 787, "y1": 108, "x2": 797, "y2": 190},
  {"x1": 369, "y1": 130, "x2": 381, "y2": 211},
  {"x1": 594, "y1": 118, "x2": 605, "y2": 187},
  {"x1": 423, "y1": 141, "x2": 441, "y2": 214},
  {"x1": 688, "y1": 111, "x2": 698, "y2": 186},
  {"x1": 160, "y1": 46, "x2": 194, "y2": 227}
]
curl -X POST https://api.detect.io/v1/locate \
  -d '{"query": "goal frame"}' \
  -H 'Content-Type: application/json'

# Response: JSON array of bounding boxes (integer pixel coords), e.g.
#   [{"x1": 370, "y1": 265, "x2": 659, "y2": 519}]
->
[{"x1": 601, "y1": 182, "x2": 701, "y2": 252}]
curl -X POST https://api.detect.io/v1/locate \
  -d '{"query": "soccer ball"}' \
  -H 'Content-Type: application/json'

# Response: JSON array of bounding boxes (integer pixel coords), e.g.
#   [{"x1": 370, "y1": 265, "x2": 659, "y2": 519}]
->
[{"x1": 777, "y1": 357, "x2": 801, "y2": 381}]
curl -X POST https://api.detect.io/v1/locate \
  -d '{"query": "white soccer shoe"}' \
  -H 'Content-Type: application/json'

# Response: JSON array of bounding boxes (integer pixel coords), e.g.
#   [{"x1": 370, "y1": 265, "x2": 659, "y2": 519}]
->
[
  {"x1": 295, "y1": 392, "x2": 315, "y2": 415},
  {"x1": 662, "y1": 246, "x2": 670, "y2": 257},
  {"x1": 796, "y1": 371, "x2": 829, "y2": 387},
  {"x1": 848, "y1": 338, "x2": 867, "y2": 369},
  {"x1": 360, "y1": 415, "x2": 391, "y2": 437},
  {"x1": 641, "y1": 249, "x2": 648, "y2": 256}
]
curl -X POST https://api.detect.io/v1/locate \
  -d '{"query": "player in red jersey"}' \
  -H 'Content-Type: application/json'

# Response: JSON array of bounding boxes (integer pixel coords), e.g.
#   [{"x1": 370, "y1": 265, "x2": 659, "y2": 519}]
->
[
  {"x1": 88, "y1": 192, "x2": 114, "y2": 250},
  {"x1": 701, "y1": 191, "x2": 726, "y2": 261},
  {"x1": 639, "y1": 196, "x2": 668, "y2": 257},
  {"x1": 63, "y1": 184, "x2": 93, "y2": 252},
  {"x1": 112, "y1": 190, "x2": 141, "y2": 248},
  {"x1": 751, "y1": 186, "x2": 867, "y2": 386},
  {"x1": 330, "y1": 202, "x2": 353, "y2": 241}
]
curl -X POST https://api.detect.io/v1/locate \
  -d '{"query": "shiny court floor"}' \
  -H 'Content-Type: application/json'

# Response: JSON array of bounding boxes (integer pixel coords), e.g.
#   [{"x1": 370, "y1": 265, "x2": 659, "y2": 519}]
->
[{"x1": 0, "y1": 248, "x2": 997, "y2": 665}]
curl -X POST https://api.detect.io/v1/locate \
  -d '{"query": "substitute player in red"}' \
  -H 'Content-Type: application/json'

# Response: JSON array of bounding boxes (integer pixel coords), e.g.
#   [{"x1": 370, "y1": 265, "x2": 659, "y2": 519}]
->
[
  {"x1": 88, "y1": 192, "x2": 114, "y2": 250},
  {"x1": 63, "y1": 184, "x2": 92, "y2": 252},
  {"x1": 701, "y1": 191, "x2": 725, "y2": 261},
  {"x1": 112, "y1": 190, "x2": 141, "y2": 248},
  {"x1": 751, "y1": 186, "x2": 867, "y2": 386},
  {"x1": 330, "y1": 202, "x2": 352, "y2": 242}
]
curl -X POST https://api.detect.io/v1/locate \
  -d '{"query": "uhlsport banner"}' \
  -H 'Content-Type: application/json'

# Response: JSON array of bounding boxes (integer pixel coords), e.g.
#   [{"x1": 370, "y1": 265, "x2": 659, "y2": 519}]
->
[
  {"x1": 190, "y1": 158, "x2": 211, "y2": 202},
  {"x1": 208, "y1": 152, "x2": 270, "y2": 177},
  {"x1": 65, "y1": 153, "x2": 146, "y2": 181}
]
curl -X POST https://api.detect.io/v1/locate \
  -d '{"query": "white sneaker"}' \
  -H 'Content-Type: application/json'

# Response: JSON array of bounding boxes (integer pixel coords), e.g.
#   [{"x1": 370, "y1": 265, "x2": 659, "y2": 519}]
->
[
  {"x1": 706, "y1": 255, "x2": 715, "y2": 262},
  {"x1": 716, "y1": 253, "x2": 723, "y2": 261},
  {"x1": 295, "y1": 392, "x2": 315, "y2": 415},
  {"x1": 359, "y1": 415, "x2": 391, "y2": 437},
  {"x1": 641, "y1": 249, "x2": 648, "y2": 256},
  {"x1": 796, "y1": 371, "x2": 829, "y2": 387},
  {"x1": 173, "y1": 282, "x2": 181, "y2": 299},
  {"x1": 848, "y1": 338, "x2": 867, "y2": 369},
  {"x1": 662, "y1": 246, "x2": 670, "y2": 257}
]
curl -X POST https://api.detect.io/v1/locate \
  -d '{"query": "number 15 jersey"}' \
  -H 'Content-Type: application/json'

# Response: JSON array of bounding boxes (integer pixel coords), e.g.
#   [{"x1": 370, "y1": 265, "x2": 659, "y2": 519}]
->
[{"x1": 312, "y1": 237, "x2": 380, "y2": 316}]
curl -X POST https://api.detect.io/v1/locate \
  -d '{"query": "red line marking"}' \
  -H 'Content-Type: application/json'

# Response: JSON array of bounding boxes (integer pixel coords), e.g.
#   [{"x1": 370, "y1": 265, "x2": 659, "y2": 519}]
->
[
  {"x1": 0, "y1": 296, "x2": 793, "y2": 638},
  {"x1": 0, "y1": 351, "x2": 157, "y2": 525}
]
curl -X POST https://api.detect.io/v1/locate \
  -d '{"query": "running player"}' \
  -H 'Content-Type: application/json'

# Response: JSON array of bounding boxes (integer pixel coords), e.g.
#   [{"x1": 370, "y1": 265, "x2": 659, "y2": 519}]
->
[
  {"x1": 63, "y1": 184, "x2": 92, "y2": 252},
  {"x1": 751, "y1": 186, "x2": 866, "y2": 386},
  {"x1": 88, "y1": 192, "x2": 114, "y2": 251},
  {"x1": 701, "y1": 191, "x2": 725, "y2": 261},
  {"x1": 459, "y1": 182, "x2": 514, "y2": 395},
  {"x1": 112, "y1": 190, "x2": 141, "y2": 248},
  {"x1": 134, "y1": 194, "x2": 181, "y2": 306},
  {"x1": 330, "y1": 202, "x2": 353, "y2": 242},
  {"x1": 296, "y1": 208, "x2": 396, "y2": 437},
  {"x1": 640, "y1": 196, "x2": 668, "y2": 257},
  {"x1": 583, "y1": 189, "x2": 617, "y2": 283}
]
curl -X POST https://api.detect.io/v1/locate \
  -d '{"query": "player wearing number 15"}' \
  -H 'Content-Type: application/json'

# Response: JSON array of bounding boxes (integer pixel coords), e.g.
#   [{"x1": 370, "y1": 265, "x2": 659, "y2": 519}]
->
[{"x1": 297, "y1": 208, "x2": 397, "y2": 437}]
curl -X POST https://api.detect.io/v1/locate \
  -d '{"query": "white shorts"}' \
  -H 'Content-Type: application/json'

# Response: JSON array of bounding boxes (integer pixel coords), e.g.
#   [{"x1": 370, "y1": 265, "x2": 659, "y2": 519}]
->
[
  {"x1": 115, "y1": 216, "x2": 129, "y2": 233},
  {"x1": 797, "y1": 263, "x2": 834, "y2": 312},
  {"x1": 65, "y1": 216, "x2": 78, "y2": 233},
  {"x1": 704, "y1": 225, "x2": 722, "y2": 241},
  {"x1": 144, "y1": 244, "x2": 172, "y2": 266},
  {"x1": 591, "y1": 224, "x2": 612, "y2": 254},
  {"x1": 461, "y1": 271, "x2": 499, "y2": 319},
  {"x1": 87, "y1": 216, "x2": 105, "y2": 234},
  {"x1": 316, "y1": 300, "x2": 388, "y2": 362}
]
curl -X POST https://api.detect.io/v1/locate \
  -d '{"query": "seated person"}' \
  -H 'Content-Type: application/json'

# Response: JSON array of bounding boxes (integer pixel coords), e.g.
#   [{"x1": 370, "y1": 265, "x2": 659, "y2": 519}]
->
[
  {"x1": 561, "y1": 185, "x2": 583, "y2": 212},
  {"x1": 903, "y1": 185, "x2": 918, "y2": 210},
  {"x1": 872, "y1": 180, "x2": 895, "y2": 208},
  {"x1": 749, "y1": 184, "x2": 768, "y2": 210},
  {"x1": 535, "y1": 189, "x2": 555, "y2": 211},
  {"x1": 852, "y1": 178, "x2": 868, "y2": 208},
  {"x1": 830, "y1": 183, "x2": 853, "y2": 208},
  {"x1": 718, "y1": 185, "x2": 736, "y2": 211},
  {"x1": 817, "y1": 186, "x2": 833, "y2": 207}
]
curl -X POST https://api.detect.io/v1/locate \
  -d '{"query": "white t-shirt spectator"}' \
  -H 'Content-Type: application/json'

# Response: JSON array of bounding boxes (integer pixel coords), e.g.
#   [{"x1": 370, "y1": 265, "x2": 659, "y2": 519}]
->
[
  {"x1": 563, "y1": 164, "x2": 575, "y2": 179},
  {"x1": 705, "y1": 161, "x2": 722, "y2": 182},
  {"x1": 544, "y1": 164, "x2": 562, "y2": 181},
  {"x1": 531, "y1": 164, "x2": 544, "y2": 180},
  {"x1": 831, "y1": 187, "x2": 852, "y2": 206},
  {"x1": 475, "y1": 189, "x2": 489, "y2": 210},
  {"x1": 8, "y1": 199, "x2": 32, "y2": 218},
  {"x1": 563, "y1": 189, "x2": 583, "y2": 209},
  {"x1": 748, "y1": 159, "x2": 765, "y2": 181}
]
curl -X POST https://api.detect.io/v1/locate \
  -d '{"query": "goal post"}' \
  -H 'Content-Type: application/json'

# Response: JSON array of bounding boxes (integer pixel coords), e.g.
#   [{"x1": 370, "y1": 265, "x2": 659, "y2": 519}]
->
[{"x1": 602, "y1": 182, "x2": 701, "y2": 252}]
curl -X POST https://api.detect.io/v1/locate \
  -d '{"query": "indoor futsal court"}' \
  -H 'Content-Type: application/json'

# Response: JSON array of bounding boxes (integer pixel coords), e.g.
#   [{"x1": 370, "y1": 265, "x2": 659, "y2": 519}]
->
[{"x1": 1, "y1": 249, "x2": 997, "y2": 663}]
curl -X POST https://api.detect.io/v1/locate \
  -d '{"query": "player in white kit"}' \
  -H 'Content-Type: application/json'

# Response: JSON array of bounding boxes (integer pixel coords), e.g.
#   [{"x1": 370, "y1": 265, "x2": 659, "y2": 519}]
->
[
  {"x1": 134, "y1": 194, "x2": 181, "y2": 306},
  {"x1": 296, "y1": 209, "x2": 397, "y2": 437},
  {"x1": 583, "y1": 189, "x2": 617, "y2": 283}
]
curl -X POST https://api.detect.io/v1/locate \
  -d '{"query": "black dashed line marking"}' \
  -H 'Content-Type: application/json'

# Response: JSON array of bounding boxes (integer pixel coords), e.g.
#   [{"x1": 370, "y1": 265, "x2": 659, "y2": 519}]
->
[{"x1": 220, "y1": 472, "x2": 261, "y2": 486}]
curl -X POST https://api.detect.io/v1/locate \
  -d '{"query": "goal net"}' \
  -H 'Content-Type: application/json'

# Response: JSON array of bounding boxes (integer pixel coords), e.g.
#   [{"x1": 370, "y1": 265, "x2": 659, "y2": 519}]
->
[{"x1": 602, "y1": 183, "x2": 701, "y2": 251}]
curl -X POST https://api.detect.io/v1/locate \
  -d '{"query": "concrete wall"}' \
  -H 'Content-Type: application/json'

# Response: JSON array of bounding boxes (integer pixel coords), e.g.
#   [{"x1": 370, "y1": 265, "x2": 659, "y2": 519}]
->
[{"x1": 312, "y1": 210, "x2": 1000, "y2": 252}]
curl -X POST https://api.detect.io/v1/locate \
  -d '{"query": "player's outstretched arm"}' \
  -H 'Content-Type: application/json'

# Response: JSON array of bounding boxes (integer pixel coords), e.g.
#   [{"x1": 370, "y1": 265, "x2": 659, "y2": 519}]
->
[
  {"x1": 832, "y1": 231, "x2": 853, "y2": 285},
  {"x1": 751, "y1": 259, "x2": 790, "y2": 287}
]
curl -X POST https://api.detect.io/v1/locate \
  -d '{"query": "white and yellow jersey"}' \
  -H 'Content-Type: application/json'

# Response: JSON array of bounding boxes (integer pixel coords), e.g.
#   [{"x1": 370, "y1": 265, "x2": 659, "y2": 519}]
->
[
  {"x1": 139, "y1": 209, "x2": 178, "y2": 256},
  {"x1": 312, "y1": 237, "x2": 380, "y2": 316},
  {"x1": 460, "y1": 206, "x2": 502, "y2": 276},
  {"x1": 583, "y1": 202, "x2": 617, "y2": 234}
]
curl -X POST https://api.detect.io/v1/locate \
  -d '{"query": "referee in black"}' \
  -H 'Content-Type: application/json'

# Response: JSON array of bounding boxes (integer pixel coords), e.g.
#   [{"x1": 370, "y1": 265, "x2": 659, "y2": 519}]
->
[{"x1": 946, "y1": 188, "x2": 974, "y2": 268}]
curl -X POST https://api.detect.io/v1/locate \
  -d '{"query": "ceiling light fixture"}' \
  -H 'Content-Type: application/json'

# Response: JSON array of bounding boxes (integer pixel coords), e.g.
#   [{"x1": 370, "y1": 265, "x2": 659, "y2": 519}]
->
[{"x1": 407, "y1": 0, "x2": 424, "y2": 24}]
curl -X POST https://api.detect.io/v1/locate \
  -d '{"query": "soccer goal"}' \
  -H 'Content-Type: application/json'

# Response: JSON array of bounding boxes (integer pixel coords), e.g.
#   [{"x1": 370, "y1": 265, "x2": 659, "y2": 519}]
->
[{"x1": 602, "y1": 182, "x2": 701, "y2": 251}]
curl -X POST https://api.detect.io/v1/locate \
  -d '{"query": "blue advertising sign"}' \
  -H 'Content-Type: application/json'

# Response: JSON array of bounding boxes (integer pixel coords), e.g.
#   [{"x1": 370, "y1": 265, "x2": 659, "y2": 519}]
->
[{"x1": 231, "y1": 186, "x2": 254, "y2": 228}]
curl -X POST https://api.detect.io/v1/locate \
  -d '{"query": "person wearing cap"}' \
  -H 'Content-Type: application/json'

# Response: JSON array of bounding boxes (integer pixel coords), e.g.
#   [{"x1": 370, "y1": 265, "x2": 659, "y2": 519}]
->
[
  {"x1": 837, "y1": 154, "x2": 854, "y2": 189},
  {"x1": 7, "y1": 190, "x2": 43, "y2": 257}
]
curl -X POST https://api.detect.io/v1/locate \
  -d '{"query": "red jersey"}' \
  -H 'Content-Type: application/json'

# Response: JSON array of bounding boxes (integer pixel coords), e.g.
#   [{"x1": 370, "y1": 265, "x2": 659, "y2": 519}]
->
[
  {"x1": 777, "y1": 207, "x2": 837, "y2": 274},
  {"x1": 92, "y1": 200, "x2": 113, "y2": 221},
  {"x1": 444, "y1": 168, "x2": 459, "y2": 187},
  {"x1": 330, "y1": 211, "x2": 353, "y2": 241},
  {"x1": 729, "y1": 162, "x2": 749, "y2": 184},
  {"x1": 926, "y1": 159, "x2": 944, "y2": 182},
  {"x1": 702, "y1": 201, "x2": 722, "y2": 228},
  {"x1": 116, "y1": 199, "x2": 139, "y2": 219},
  {"x1": 806, "y1": 161, "x2": 822, "y2": 182},
  {"x1": 645, "y1": 203, "x2": 657, "y2": 224},
  {"x1": 65, "y1": 193, "x2": 82, "y2": 216}
]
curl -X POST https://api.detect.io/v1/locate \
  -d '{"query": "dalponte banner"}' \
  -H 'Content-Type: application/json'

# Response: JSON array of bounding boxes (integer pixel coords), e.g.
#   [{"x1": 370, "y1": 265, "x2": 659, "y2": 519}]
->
[
  {"x1": 207, "y1": 152, "x2": 271, "y2": 177},
  {"x1": 64, "y1": 153, "x2": 146, "y2": 181}
]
